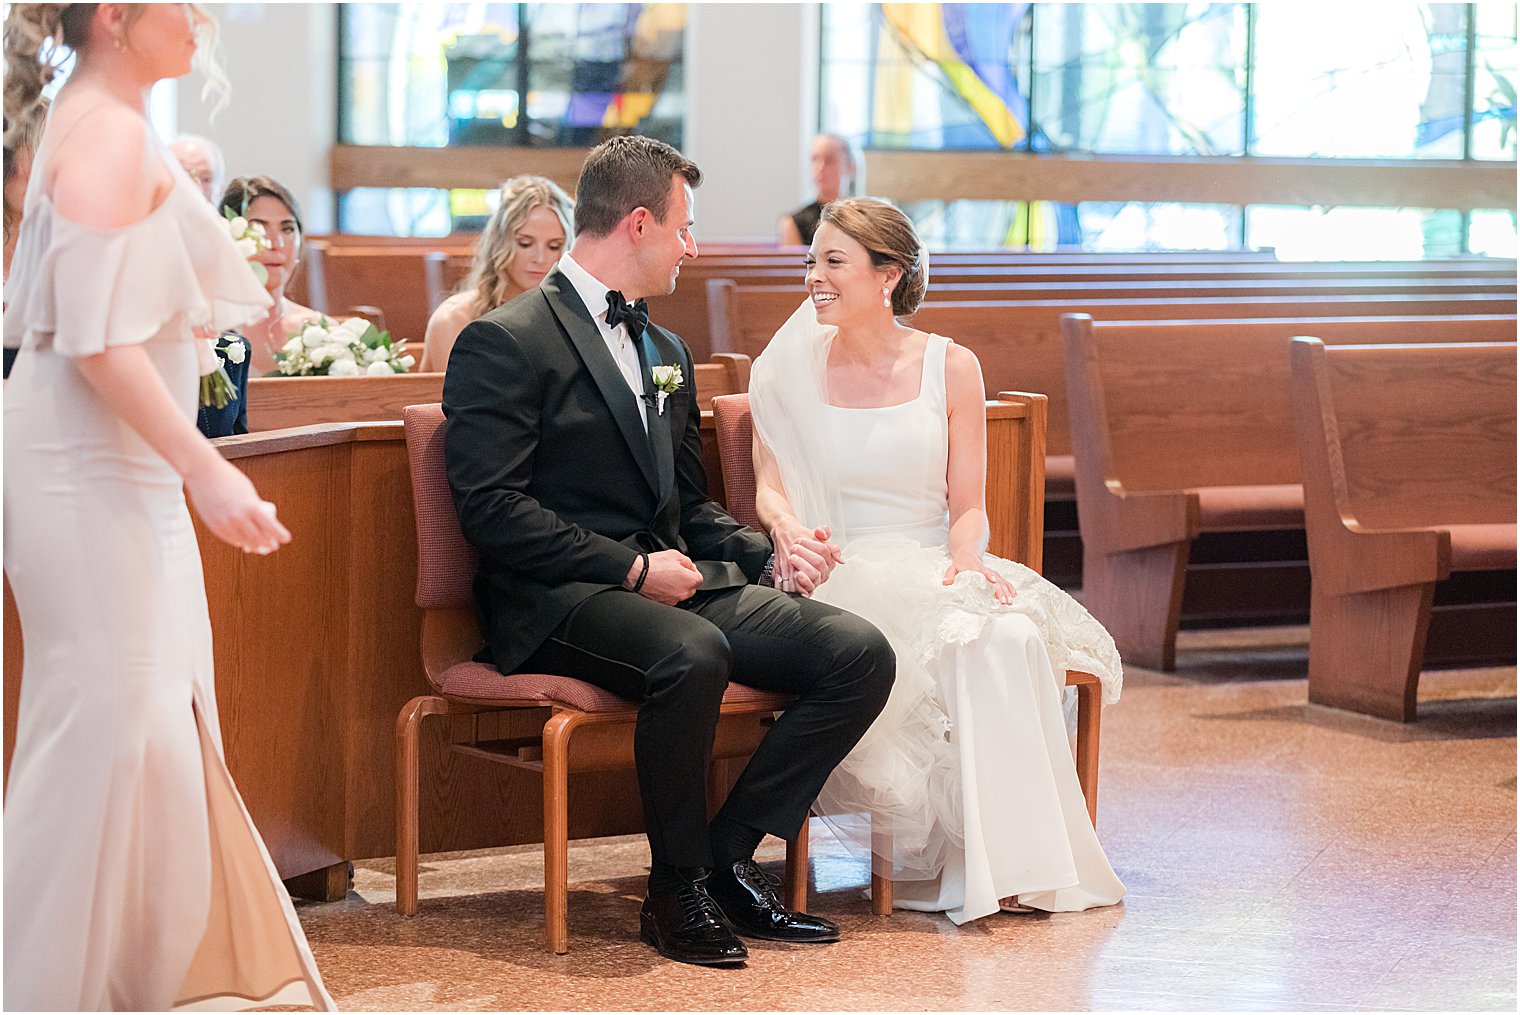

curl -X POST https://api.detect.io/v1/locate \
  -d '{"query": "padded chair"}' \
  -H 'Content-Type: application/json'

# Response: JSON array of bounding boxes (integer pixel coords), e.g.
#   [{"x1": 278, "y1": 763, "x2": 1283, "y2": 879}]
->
[
  {"x1": 711, "y1": 392, "x2": 1105, "y2": 916},
  {"x1": 397, "y1": 403, "x2": 807, "y2": 953}
]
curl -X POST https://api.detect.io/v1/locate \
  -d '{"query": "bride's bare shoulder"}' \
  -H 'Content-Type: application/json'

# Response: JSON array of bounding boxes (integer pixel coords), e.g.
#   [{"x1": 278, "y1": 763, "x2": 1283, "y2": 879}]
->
[{"x1": 941, "y1": 339, "x2": 985, "y2": 401}]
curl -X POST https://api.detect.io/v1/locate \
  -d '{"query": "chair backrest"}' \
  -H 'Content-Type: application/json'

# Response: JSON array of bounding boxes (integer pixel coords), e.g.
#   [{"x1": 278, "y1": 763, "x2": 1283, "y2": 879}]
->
[
  {"x1": 402, "y1": 403, "x2": 479, "y2": 610},
  {"x1": 711, "y1": 394, "x2": 761, "y2": 528}
]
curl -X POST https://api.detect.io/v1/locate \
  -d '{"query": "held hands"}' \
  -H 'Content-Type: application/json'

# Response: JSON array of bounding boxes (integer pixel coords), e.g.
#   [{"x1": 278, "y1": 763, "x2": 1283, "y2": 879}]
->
[
  {"x1": 633, "y1": 549, "x2": 704, "y2": 605},
  {"x1": 943, "y1": 555, "x2": 1016, "y2": 606},
  {"x1": 185, "y1": 457, "x2": 292, "y2": 556},
  {"x1": 771, "y1": 519, "x2": 845, "y2": 597}
]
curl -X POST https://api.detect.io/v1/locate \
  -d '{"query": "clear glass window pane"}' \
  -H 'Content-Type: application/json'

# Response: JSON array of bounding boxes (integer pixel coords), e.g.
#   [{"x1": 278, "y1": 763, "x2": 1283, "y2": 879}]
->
[
  {"x1": 1246, "y1": 205, "x2": 1465, "y2": 259},
  {"x1": 1250, "y1": 3, "x2": 1468, "y2": 158},
  {"x1": 1075, "y1": 201, "x2": 1243, "y2": 250},
  {"x1": 338, "y1": 187, "x2": 454, "y2": 236},
  {"x1": 1033, "y1": 3, "x2": 1247, "y2": 156},
  {"x1": 1469, "y1": 209, "x2": 1518, "y2": 257},
  {"x1": 1472, "y1": 3, "x2": 1519, "y2": 160}
]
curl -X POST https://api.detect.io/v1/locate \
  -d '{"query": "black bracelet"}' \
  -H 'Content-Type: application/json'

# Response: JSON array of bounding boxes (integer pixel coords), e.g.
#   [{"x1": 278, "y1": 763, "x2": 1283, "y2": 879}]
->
[{"x1": 630, "y1": 552, "x2": 651, "y2": 593}]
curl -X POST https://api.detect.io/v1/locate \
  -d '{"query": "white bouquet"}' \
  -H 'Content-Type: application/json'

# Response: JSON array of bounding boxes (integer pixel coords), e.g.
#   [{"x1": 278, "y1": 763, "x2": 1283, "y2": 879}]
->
[
  {"x1": 273, "y1": 316, "x2": 415, "y2": 377},
  {"x1": 198, "y1": 334, "x2": 248, "y2": 409},
  {"x1": 222, "y1": 208, "x2": 271, "y2": 285}
]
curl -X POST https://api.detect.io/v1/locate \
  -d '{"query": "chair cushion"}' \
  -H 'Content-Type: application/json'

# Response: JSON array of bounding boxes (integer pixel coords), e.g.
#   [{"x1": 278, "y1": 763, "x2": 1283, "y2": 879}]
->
[
  {"x1": 1046, "y1": 455, "x2": 1075, "y2": 498},
  {"x1": 1446, "y1": 523, "x2": 1518, "y2": 572},
  {"x1": 439, "y1": 662, "x2": 793, "y2": 712},
  {"x1": 1196, "y1": 484, "x2": 1304, "y2": 532}
]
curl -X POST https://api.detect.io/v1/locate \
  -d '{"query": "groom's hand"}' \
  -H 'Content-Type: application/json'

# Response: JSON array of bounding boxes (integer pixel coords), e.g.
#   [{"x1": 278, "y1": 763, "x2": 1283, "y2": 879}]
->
[{"x1": 637, "y1": 549, "x2": 704, "y2": 605}]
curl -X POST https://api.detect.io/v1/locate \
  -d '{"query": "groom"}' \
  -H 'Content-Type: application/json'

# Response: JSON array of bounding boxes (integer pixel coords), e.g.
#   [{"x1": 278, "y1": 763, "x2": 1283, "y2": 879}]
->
[{"x1": 442, "y1": 135, "x2": 895, "y2": 967}]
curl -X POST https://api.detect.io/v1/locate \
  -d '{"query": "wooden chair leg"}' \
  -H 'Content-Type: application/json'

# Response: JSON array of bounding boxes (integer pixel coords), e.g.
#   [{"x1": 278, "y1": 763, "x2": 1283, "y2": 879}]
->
[
  {"x1": 542, "y1": 712, "x2": 577, "y2": 954},
  {"x1": 1308, "y1": 585, "x2": 1434, "y2": 722},
  {"x1": 784, "y1": 816, "x2": 810, "y2": 913},
  {"x1": 1073, "y1": 678, "x2": 1101, "y2": 828},
  {"x1": 870, "y1": 823, "x2": 893, "y2": 916},
  {"x1": 1085, "y1": 542, "x2": 1189, "y2": 672},
  {"x1": 395, "y1": 695, "x2": 446, "y2": 916}
]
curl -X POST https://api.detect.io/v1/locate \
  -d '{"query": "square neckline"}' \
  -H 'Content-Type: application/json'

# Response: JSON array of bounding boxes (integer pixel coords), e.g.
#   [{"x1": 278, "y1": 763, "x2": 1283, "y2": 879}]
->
[{"x1": 825, "y1": 332, "x2": 944, "y2": 411}]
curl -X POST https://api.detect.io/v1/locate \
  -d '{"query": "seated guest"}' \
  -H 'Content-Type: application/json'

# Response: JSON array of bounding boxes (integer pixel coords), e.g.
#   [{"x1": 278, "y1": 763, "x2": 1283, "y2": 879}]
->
[
  {"x1": 777, "y1": 134, "x2": 859, "y2": 246},
  {"x1": 419, "y1": 175, "x2": 572, "y2": 372},
  {"x1": 169, "y1": 133, "x2": 225, "y2": 203},
  {"x1": 218, "y1": 175, "x2": 318, "y2": 375},
  {"x1": 4, "y1": 96, "x2": 46, "y2": 377}
]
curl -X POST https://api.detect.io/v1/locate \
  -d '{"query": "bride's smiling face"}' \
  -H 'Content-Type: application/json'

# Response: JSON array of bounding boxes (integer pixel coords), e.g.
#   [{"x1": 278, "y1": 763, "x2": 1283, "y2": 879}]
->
[{"x1": 805, "y1": 222, "x2": 900, "y2": 327}]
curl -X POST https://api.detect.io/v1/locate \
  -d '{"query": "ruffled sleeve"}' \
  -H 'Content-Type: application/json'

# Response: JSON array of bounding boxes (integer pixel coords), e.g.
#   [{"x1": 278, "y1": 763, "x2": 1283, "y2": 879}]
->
[{"x1": 4, "y1": 187, "x2": 272, "y2": 359}]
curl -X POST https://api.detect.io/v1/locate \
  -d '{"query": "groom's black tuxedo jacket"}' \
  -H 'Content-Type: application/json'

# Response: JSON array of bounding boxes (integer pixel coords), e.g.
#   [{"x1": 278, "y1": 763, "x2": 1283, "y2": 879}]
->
[{"x1": 442, "y1": 267, "x2": 772, "y2": 674}]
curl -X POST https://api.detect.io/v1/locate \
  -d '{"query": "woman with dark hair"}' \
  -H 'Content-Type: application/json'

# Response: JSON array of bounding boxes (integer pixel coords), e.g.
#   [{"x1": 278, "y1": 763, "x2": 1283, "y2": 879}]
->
[
  {"x1": 3, "y1": 4, "x2": 331, "y2": 1008},
  {"x1": 218, "y1": 174, "x2": 318, "y2": 374},
  {"x1": 750, "y1": 197, "x2": 1125, "y2": 926}
]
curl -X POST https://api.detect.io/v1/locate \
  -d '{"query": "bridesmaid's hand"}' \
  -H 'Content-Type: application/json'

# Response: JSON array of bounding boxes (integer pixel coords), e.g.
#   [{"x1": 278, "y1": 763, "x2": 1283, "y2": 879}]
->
[
  {"x1": 186, "y1": 457, "x2": 292, "y2": 555},
  {"x1": 943, "y1": 557, "x2": 1016, "y2": 606}
]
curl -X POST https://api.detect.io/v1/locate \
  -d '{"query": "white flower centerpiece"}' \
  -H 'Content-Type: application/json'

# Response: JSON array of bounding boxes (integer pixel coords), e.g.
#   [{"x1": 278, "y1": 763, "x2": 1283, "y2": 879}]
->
[
  {"x1": 200, "y1": 211, "x2": 271, "y2": 408},
  {"x1": 274, "y1": 316, "x2": 416, "y2": 377}
]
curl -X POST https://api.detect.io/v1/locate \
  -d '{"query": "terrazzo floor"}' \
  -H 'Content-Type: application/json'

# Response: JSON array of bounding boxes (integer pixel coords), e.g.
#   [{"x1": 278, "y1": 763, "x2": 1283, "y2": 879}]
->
[{"x1": 290, "y1": 626, "x2": 1516, "y2": 1011}]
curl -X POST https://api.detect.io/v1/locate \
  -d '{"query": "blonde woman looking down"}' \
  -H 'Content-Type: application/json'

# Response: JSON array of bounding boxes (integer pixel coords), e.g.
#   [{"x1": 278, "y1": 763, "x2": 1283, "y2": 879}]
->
[
  {"x1": 2, "y1": 3, "x2": 330, "y2": 1008},
  {"x1": 420, "y1": 174, "x2": 572, "y2": 372}
]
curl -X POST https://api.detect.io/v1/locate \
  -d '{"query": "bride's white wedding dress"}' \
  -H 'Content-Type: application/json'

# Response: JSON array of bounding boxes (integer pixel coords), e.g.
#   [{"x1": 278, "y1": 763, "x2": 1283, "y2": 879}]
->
[{"x1": 751, "y1": 306, "x2": 1125, "y2": 925}]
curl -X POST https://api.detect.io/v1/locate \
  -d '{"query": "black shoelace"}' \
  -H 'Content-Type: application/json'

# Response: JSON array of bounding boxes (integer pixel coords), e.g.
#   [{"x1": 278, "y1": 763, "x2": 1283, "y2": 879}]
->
[
  {"x1": 735, "y1": 860, "x2": 785, "y2": 906},
  {"x1": 678, "y1": 880, "x2": 729, "y2": 929}
]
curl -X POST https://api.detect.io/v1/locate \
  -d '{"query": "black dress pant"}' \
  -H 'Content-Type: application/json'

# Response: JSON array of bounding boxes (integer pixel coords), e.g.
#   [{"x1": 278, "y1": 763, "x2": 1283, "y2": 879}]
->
[{"x1": 517, "y1": 583, "x2": 895, "y2": 868}]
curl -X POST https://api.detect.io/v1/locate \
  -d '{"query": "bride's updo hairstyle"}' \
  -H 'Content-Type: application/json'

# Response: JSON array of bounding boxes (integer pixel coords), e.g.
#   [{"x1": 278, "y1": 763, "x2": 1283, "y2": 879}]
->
[
  {"x1": 819, "y1": 196, "x2": 930, "y2": 317},
  {"x1": 3, "y1": 4, "x2": 228, "y2": 148}
]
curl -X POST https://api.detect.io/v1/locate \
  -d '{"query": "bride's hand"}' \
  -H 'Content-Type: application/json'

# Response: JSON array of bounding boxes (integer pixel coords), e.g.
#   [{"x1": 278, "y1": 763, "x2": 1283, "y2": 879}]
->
[
  {"x1": 943, "y1": 556, "x2": 1016, "y2": 606},
  {"x1": 771, "y1": 519, "x2": 843, "y2": 595}
]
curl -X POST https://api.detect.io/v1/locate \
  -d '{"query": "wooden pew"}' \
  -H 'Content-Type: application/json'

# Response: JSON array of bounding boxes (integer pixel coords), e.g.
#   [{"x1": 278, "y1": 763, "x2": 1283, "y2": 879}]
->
[
  {"x1": 1289, "y1": 339, "x2": 1517, "y2": 720},
  {"x1": 1061, "y1": 314, "x2": 1519, "y2": 671},
  {"x1": 2, "y1": 402, "x2": 1052, "y2": 886},
  {"x1": 244, "y1": 354, "x2": 751, "y2": 432}
]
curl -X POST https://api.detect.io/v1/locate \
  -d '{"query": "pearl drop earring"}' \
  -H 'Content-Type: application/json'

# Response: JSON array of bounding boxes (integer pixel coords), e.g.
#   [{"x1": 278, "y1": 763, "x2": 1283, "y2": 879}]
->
[{"x1": 882, "y1": 285, "x2": 891, "y2": 308}]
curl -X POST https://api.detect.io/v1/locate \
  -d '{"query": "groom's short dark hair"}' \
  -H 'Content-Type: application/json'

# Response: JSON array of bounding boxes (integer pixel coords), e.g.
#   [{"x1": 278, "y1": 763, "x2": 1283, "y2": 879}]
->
[{"x1": 574, "y1": 135, "x2": 702, "y2": 239}]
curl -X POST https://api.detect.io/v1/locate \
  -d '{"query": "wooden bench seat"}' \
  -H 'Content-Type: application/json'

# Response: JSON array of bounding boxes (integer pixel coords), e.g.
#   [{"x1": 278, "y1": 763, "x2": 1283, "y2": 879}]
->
[
  {"x1": 1290, "y1": 339, "x2": 1517, "y2": 721},
  {"x1": 1062, "y1": 314, "x2": 1519, "y2": 671}
]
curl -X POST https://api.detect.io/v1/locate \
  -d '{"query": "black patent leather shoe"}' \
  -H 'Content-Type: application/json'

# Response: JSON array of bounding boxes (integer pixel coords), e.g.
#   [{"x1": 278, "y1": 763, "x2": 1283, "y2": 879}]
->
[
  {"x1": 639, "y1": 878, "x2": 749, "y2": 967},
  {"x1": 707, "y1": 859, "x2": 841, "y2": 943}
]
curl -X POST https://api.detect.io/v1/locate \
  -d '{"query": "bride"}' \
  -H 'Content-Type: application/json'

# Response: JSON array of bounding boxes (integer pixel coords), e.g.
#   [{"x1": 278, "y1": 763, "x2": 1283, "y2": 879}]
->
[{"x1": 749, "y1": 197, "x2": 1126, "y2": 924}]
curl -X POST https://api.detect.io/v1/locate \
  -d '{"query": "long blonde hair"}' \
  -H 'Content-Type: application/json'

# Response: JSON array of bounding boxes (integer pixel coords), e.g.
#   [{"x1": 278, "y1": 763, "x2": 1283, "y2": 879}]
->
[
  {"x1": 3, "y1": 4, "x2": 228, "y2": 148},
  {"x1": 464, "y1": 175, "x2": 574, "y2": 312}
]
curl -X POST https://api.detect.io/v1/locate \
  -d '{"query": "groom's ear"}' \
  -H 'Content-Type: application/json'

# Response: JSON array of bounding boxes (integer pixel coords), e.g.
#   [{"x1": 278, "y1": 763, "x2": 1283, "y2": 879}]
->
[{"x1": 626, "y1": 206, "x2": 655, "y2": 239}]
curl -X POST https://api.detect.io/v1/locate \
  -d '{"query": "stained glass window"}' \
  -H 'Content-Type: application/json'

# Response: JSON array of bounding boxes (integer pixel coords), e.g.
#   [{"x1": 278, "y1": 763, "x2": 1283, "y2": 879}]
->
[
  {"x1": 1032, "y1": 4, "x2": 1246, "y2": 156},
  {"x1": 339, "y1": 3, "x2": 686, "y2": 149},
  {"x1": 1245, "y1": 206, "x2": 1466, "y2": 260},
  {"x1": 1472, "y1": 3, "x2": 1519, "y2": 160}
]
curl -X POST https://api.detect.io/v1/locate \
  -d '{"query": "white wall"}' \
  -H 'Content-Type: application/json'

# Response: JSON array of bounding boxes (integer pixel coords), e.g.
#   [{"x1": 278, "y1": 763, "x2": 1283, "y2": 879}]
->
[
  {"x1": 176, "y1": 3, "x2": 337, "y2": 232},
  {"x1": 684, "y1": 3, "x2": 818, "y2": 241}
]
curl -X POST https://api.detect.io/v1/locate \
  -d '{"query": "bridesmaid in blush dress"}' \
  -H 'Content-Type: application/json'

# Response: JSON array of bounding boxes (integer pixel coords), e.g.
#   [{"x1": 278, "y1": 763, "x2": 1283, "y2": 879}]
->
[{"x1": 2, "y1": 4, "x2": 332, "y2": 1009}]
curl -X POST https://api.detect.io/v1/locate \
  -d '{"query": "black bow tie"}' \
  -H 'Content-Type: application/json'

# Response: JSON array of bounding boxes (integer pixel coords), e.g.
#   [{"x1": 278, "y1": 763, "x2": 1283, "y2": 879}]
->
[{"x1": 604, "y1": 290, "x2": 650, "y2": 336}]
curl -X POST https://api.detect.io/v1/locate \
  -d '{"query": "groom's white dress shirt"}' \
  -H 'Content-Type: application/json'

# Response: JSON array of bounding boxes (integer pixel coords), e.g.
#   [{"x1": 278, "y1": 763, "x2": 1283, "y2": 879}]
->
[{"x1": 558, "y1": 253, "x2": 648, "y2": 432}]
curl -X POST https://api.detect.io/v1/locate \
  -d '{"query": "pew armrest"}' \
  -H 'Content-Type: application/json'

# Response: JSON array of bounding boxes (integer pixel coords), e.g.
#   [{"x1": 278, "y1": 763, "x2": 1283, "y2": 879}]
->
[
  {"x1": 1318, "y1": 523, "x2": 1450, "y2": 596},
  {"x1": 1100, "y1": 487, "x2": 1199, "y2": 553}
]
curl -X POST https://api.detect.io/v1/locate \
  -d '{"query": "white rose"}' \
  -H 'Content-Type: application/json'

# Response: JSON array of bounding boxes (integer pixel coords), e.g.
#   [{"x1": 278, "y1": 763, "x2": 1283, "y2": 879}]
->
[
  {"x1": 282, "y1": 335, "x2": 304, "y2": 354},
  {"x1": 301, "y1": 324, "x2": 327, "y2": 346},
  {"x1": 229, "y1": 215, "x2": 248, "y2": 234},
  {"x1": 398, "y1": 354, "x2": 416, "y2": 370},
  {"x1": 365, "y1": 361, "x2": 394, "y2": 376},
  {"x1": 339, "y1": 318, "x2": 370, "y2": 334},
  {"x1": 327, "y1": 358, "x2": 360, "y2": 377},
  {"x1": 223, "y1": 340, "x2": 247, "y2": 365},
  {"x1": 362, "y1": 345, "x2": 390, "y2": 364},
  {"x1": 234, "y1": 237, "x2": 257, "y2": 259}
]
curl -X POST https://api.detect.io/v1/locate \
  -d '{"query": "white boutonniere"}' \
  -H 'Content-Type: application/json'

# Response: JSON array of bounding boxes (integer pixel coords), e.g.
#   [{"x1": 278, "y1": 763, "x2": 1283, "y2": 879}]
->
[{"x1": 650, "y1": 364, "x2": 684, "y2": 416}]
